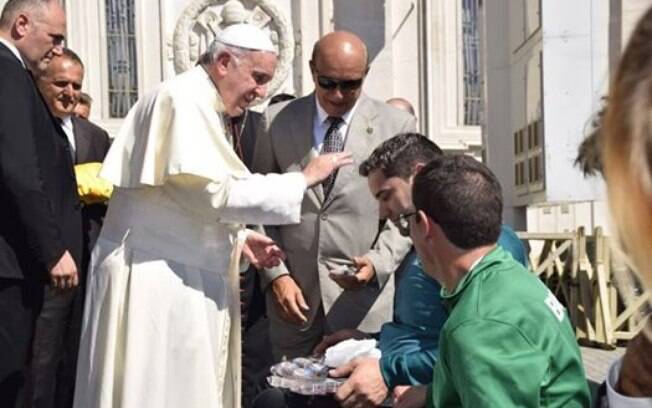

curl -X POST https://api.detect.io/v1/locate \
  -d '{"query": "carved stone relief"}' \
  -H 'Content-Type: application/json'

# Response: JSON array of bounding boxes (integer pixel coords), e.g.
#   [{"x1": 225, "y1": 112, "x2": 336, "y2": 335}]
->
[{"x1": 172, "y1": 0, "x2": 293, "y2": 102}]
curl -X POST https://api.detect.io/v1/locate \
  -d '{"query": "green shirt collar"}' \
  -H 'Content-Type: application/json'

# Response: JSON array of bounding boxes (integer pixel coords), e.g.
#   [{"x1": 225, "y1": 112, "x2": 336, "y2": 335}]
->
[{"x1": 440, "y1": 245, "x2": 504, "y2": 308}]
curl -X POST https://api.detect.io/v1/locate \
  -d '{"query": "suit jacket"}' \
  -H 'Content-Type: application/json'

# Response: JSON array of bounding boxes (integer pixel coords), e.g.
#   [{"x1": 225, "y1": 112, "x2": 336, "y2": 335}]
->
[
  {"x1": 252, "y1": 93, "x2": 415, "y2": 338},
  {"x1": 71, "y1": 116, "x2": 111, "y2": 262},
  {"x1": 0, "y1": 43, "x2": 82, "y2": 282}
]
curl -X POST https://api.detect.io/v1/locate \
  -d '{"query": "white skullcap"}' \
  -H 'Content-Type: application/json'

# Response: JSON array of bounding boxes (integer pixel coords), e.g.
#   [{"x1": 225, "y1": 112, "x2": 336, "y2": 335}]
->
[{"x1": 215, "y1": 23, "x2": 276, "y2": 53}]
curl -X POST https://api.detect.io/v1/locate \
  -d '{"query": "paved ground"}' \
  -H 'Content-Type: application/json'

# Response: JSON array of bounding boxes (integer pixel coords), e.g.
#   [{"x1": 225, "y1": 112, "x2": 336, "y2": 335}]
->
[{"x1": 581, "y1": 345, "x2": 625, "y2": 383}]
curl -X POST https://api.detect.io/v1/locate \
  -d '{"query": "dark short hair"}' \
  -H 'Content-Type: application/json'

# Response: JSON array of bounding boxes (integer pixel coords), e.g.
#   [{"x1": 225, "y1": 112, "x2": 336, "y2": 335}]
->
[
  {"x1": 269, "y1": 93, "x2": 295, "y2": 105},
  {"x1": 412, "y1": 154, "x2": 503, "y2": 249},
  {"x1": 78, "y1": 92, "x2": 92, "y2": 106},
  {"x1": 359, "y1": 133, "x2": 443, "y2": 179},
  {"x1": 60, "y1": 47, "x2": 84, "y2": 70}
]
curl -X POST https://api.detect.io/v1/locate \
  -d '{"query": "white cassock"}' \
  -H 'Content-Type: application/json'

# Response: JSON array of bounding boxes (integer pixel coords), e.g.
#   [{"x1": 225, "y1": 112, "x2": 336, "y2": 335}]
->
[{"x1": 73, "y1": 66, "x2": 306, "y2": 408}]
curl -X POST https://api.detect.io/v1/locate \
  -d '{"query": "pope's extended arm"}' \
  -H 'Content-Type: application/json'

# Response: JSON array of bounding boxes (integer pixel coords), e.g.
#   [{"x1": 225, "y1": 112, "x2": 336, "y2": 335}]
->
[{"x1": 163, "y1": 172, "x2": 307, "y2": 226}]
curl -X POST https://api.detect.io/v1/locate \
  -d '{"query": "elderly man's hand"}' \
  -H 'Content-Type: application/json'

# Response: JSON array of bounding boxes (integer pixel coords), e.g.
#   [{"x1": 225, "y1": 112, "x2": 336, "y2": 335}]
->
[
  {"x1": 271, "y1": 275, "x2": 309, "y2": 325},
  {"x1": 330, "y1": 357, "x2": 388, "y2": 408},
  {"x1": 393, "y1": 384, "x2": 429, "y2": 408},
  {"x1": 312, "y1": 328, "x2": 369, "y2": 356},
  {"x1": 243, "y1": 231, "x2": 286, "y2": 269},
  {"x1": 329, "y1": 256, "x2": 375, "y2": 290}
]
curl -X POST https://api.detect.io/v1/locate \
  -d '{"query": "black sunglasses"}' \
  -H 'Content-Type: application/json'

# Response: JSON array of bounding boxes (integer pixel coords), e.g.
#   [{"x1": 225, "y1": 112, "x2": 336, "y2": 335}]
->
[
  {"x1": 316, "y1": 75, "x2": 364, "y2": 92},
  {"x1": 396, "y1": 211, "x2": 418, "y2": 237}
]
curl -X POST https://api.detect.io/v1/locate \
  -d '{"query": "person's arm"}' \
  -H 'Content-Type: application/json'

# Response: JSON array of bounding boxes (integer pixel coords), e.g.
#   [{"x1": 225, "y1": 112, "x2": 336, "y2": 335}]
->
[
  {"x1": 363, "y1": 221, "x2": 413, "y2": 286},
  {"x1": 442, "y1": 320, "x2": 548, "y2": 407},
  {"x1": 0, "y1": 63, "x2": 66, "y2": 271},
  {"x1": 163, "y1": 172, "x2": 306, "y2": 225},
  {"x1": 379, "y1": 344, "x2": 438, "y2": 389}
]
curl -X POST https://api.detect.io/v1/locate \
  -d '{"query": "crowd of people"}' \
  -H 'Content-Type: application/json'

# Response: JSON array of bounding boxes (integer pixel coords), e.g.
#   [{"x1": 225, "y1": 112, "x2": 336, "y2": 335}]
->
[{"x1": 0, "y1": 0, "x2": 651, "y2": 407}]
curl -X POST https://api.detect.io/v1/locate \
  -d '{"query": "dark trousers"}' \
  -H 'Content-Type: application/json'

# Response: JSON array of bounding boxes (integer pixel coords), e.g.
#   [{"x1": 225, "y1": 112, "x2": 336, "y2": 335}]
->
[
  {"x1": 242, "y1": 266, "x2": 275, "y2": 407},
  {"x1": 252, "y1": 388, "x2": 340, "y2": 408},
  {"x1": 26, "y1": 285, "x2": 79, "y2": 408},
  {"x1": 0, "y1": 278, "x2": 43, "y2": 408}
]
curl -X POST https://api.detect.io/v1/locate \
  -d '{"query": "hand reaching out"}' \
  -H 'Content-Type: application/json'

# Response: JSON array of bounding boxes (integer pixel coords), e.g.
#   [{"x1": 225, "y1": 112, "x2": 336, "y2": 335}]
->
[
  {"x1": 242, "y1": 230, "x2": 286, "y2": 269},
  {"x1": 302, "y1": 152, "x2": 353, "y2": 187}
]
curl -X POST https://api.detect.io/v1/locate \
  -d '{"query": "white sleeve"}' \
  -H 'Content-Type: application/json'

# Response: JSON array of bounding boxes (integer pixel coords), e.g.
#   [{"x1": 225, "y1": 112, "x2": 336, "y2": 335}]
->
[{"x1": 163, "y1": 172, "x2": 307, "y2": 225}]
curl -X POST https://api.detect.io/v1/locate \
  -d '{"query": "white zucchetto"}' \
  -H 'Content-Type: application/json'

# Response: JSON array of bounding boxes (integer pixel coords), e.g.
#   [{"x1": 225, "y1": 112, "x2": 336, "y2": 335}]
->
[{"x1": 214, "y1": 23, "x2": 276, "y2": 54}]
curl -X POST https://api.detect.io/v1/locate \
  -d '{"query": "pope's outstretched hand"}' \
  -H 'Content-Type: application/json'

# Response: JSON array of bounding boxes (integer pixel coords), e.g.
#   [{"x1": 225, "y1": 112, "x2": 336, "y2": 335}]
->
[
  {"x1": 243, "y1": 230, "x2": 286, "y2": 269},
  {"x1": 302, "y1": 152, "x2": 353, "y2": 187}
]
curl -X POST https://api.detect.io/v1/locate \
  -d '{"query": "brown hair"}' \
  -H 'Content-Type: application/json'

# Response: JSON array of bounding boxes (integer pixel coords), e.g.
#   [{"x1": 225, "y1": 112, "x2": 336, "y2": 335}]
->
[{"x1": 603, "y1": 6, "x2": 652, "y2": 292}]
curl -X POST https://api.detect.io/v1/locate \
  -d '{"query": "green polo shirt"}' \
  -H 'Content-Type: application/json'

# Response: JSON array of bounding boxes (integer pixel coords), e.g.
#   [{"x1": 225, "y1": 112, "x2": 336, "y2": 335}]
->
[{"x1": 428, "y1": 246, "x2": 590, "y2": 407}]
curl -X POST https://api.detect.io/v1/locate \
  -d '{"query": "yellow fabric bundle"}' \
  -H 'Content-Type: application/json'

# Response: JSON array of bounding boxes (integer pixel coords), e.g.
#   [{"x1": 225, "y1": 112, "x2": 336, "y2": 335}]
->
[{"x1": 74, "y1": 162, "x2": 113, "y2": 204}]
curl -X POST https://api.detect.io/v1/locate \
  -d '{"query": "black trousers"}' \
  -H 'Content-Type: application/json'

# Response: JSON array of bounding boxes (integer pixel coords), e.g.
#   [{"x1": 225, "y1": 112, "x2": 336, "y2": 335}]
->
[
  {"x1": 26, "y1": 285, "x2": 79, "y2": 408},
  {"x1": 242, "y1": 266, "x2": 275, "y2": 407},
  {"x1": 0, "y1": 278, "x2": 43, "y2": 408},
  {"x1": 252, "y1": 387, "x2": 340, "y2": 408}
]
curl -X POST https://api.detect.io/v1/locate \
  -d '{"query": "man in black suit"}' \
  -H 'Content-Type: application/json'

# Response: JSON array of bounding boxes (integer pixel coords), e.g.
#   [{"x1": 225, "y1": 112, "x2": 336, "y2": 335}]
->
[
  {"x1": 29, "y1": 48, "x2": 110, "y2": 408},
  {"x1": 0, "y1": 1, "x2": 82, "y2": 406}
]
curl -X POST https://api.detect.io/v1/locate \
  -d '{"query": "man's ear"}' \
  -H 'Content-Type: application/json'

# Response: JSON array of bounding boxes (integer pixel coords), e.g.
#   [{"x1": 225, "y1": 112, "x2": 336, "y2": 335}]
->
[
  {"x1": 412, "y1": 162, "x2": 426, "y2": 177},
  {"x1": 214, "y1": 52, "x2": 232, "y2": 75},
  {"x1": 14, "y1": 14, "x2": 30, "y2": 37},
  {"x1": 413, "y1": 210, "x2": 432, "y2": 240}
]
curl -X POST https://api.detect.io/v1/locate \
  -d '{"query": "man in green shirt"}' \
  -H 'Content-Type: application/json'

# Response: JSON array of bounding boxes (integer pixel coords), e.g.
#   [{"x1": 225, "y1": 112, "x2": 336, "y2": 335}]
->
[{"x1": 405, "y1": 154, "x2": 590, "y2": 407}]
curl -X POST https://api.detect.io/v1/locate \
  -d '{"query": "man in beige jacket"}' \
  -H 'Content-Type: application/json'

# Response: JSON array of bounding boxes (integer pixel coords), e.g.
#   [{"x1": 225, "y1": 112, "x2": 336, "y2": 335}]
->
[{"x1": 253, "y1": 31, "x2": 415, "y2": 360}]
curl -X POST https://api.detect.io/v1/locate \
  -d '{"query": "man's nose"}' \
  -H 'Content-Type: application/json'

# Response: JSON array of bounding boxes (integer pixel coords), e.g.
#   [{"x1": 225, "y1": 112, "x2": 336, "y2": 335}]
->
[
  {"x1": 52, "y1": 44, "x2": 64, "y2": 56},
  {"x1": 255, "y1": 84, "x2": 267, "y2": 99}
]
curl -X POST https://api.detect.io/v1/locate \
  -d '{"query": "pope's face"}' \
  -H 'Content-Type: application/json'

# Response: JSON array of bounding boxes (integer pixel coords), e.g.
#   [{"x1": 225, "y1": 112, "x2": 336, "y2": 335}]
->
[{"x1": 220, "y1": 51, "x2": 277, "y2": 116}]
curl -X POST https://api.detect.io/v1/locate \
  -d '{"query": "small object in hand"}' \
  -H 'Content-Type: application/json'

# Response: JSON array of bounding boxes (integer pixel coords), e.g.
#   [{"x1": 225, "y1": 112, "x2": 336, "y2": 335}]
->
[{"x1": 330, "y1": 264, "x2": 356, "y2": 276}]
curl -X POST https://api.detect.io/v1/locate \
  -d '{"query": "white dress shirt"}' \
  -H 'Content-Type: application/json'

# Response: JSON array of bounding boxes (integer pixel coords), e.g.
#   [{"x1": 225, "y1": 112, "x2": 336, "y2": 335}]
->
[
  {"x1": 59, "y1": 115, "x2": 76, "y2": 161},
  {"x1": 312, "y1": 96, "x2": 359, "y2": 152}
]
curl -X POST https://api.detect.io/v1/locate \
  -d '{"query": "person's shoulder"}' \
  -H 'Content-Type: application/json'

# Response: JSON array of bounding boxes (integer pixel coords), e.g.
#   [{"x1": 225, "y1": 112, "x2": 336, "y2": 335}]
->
[
  {"x1": 72, "y1": 116, "x2": 110, "y2": 140},
  {"x1": 267, "y1": 94, "x2": 311, "y2": 118},
  {"x1": 0, "y1": 50, "x2": 30, "y2": 89},
  {"x1": 361, "y1": 95, "x2": 414, "y2": 121}
]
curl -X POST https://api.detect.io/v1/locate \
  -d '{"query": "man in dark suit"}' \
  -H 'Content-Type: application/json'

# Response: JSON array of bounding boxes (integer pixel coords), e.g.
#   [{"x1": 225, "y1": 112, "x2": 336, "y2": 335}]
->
[
  {"x1": 31, "y1": 48, "x2": 110, "y2": 408},
  {"x1": 0, "y1": 1, "x2": 82, "y2": 406}
]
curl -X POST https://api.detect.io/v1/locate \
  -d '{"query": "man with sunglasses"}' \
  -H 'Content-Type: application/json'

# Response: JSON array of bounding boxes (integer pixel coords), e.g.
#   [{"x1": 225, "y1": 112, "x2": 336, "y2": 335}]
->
[
  {"x1": 31, "y1": 48, "x2": 111, "y2": 408},
  {"x1": 0, "y1": 1, "x2": 82, "y2": 406},
  {"x1": 253, "y1": 31, "x2": 416, "y2": 361}
]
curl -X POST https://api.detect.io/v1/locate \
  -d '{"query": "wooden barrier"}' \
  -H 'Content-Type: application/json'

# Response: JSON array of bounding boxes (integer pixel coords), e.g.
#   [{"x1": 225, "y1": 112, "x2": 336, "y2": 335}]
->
[{"x1": 517, "y1": 228, "x2": 650, "y2": 348}]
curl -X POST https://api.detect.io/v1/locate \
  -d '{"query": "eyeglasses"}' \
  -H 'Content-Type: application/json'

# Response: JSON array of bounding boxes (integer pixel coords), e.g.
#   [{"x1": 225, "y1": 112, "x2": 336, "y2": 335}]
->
[
  {"x1": 396, "y1": 211, "x2": 418, "y2": 237},
  {"x1": 316, "y1": 75, "x2": 364, "y2": 92}
]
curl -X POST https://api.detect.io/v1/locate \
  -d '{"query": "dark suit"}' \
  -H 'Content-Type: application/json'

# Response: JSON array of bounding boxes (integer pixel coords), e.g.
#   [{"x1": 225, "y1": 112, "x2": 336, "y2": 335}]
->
[
  {"x1": 29, "y1": 116, "x2": 110, "y2": 408},
  {"x1": 0, "y1": 43, "x2": 82, "y2": 407}
]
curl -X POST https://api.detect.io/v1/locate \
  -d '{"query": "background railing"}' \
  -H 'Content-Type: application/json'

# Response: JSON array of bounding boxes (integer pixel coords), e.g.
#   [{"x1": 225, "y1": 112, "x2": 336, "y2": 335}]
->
[{"x1": 517, "y1": 227, "x2": 650, "y2": 348}]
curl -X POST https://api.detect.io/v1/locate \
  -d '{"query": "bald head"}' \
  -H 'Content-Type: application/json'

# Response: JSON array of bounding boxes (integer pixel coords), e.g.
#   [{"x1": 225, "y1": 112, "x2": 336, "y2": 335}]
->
[
  {"x1": 310, "y1": 31, "x2": 369, "y2": 117},
  {"x1": 311, "y1": 31, "x2": 368, "y2": 69},
  {"x1": 386, "y1": 98, "x2": 416, "y2": 117}
]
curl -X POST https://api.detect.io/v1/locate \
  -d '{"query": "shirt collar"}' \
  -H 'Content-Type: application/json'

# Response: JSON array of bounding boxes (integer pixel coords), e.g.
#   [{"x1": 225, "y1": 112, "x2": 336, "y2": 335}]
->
[
  {"x1": 440, "y1": 245, "x2": 501, "y2": 306},
  {"x1": 61, "y1": 115, "x2": 73, "y2": 129},
  {"x1": 314, "y1": 95, "x2": 359, "y2": 126},
  {"x1": 0, "y1": 37, "x2": 26, "y2": 68}
]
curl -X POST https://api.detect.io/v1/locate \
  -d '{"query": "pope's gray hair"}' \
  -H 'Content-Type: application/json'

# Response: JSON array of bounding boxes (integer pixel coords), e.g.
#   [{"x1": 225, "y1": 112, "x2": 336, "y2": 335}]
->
[{"x1": 198, "y1": 39, "x2": 248, "y2": 66}]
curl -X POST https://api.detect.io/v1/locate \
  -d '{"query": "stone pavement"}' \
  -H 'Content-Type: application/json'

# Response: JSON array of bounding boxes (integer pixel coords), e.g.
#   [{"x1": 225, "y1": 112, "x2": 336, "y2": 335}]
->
[{"x1": 581, "y1": 345, "x2": 625, "y2": 384}]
